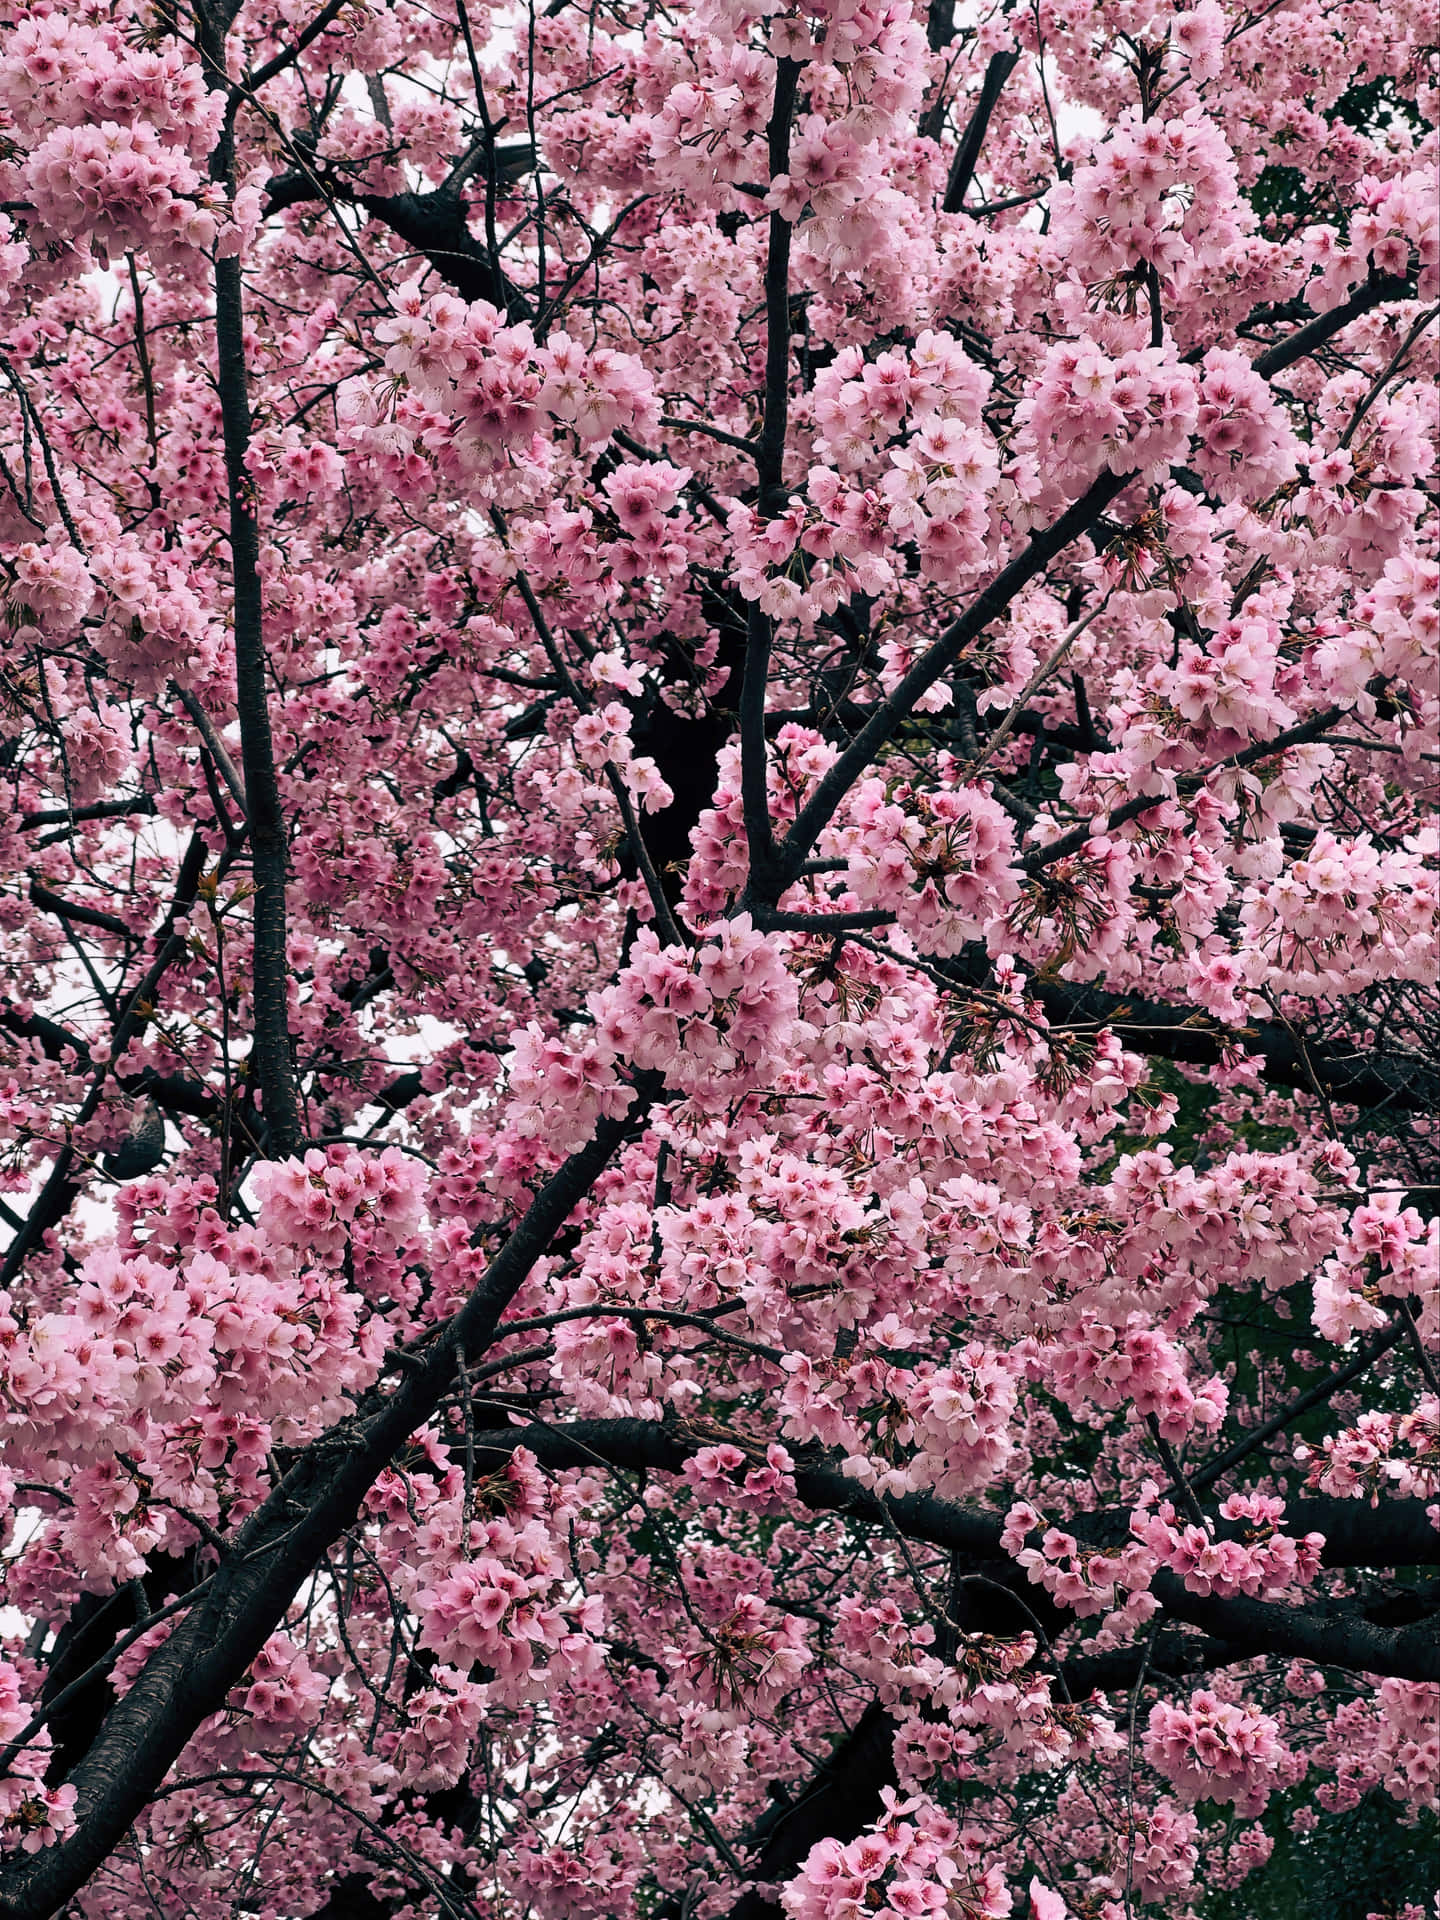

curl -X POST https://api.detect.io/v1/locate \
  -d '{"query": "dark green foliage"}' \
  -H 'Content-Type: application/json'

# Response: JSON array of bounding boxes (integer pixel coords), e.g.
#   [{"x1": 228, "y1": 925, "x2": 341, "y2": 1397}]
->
[
  {"x1": 1331, "y1": 78, "x2": 1425, "y2": 139},
  {"x1": 1246, "y1": 78, "x2": 1424, "y2": 229},
  {"x1": 1200, "y1": 1790, "x2": 1439, "y2": 1920},
  {"x1": 1249, "y1": 164, "x2": 1311, "y2": 225}
]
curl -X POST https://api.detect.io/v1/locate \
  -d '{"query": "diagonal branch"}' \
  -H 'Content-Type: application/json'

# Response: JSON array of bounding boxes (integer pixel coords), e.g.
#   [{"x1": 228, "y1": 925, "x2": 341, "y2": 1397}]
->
[
  {"x1": 772, "y1": 276, "x2": 1420, "y2": 891},
  {"x1": 1252, "y1": 271, "x2": 1417, "y2": 380},
  {"x1": 1025, "y1": 704, "x2": 1347, "y2": 872},
  {"x1": 773, "y1": 467, "x2": 1133, "y2": 884},
  {"x1": 27, "y1": 883, "x2": 133, "y2": 942},
  {"x1": 1015, "y1": 971, "x2": 1440, "y2": 1114},
  {"x1": 0, "y1": 1092, "x2": 655, "y2": 1920},
  {"x1": 942, "y1": 49, "x2": 1019, "y2": 214},
  {"x1": 1188, "y1": 1316, "x2": 1411, "y2": 1496},
  {"x1": 243, "y1": 0, "x2": 356, "y2": 92},
  {"x1": 263, "y1": 171, "x2": 530, "y2": 312},
  {"x1": 0, "y1": 836, "x2": 210, "y2": 1288}
]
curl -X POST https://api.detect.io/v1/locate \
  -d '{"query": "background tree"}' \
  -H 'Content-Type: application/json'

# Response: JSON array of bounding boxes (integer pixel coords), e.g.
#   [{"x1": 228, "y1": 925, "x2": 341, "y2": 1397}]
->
[{"x1": 0, "y1": 0, "x2": 1434, "y2": 1915}]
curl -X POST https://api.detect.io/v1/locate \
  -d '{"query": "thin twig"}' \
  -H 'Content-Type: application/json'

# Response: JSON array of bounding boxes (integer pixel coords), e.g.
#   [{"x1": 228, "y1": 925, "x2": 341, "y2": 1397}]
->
[
  {"x1": 1122, "y1": 1619, "x2": 1162, "y2": 1920},
  {"x1": 1146, "y1": 1414, "x2": 1208, "y2": 1532},
  {"x1": 173, "y1": 685, "x2": 248, "y2": 814}
]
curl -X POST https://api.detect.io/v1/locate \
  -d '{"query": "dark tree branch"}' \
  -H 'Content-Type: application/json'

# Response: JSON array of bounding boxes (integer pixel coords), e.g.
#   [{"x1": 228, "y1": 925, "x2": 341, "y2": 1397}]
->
[
  {"x1": 738, "y1": 57, "x2": 803, "y2": 905},
  {"x1": 20, "y1": 796, "x2": 157, "y2": 832},
  {"x1": 726, "y1": 1701, "x2": 897, "y2": 1920},
  {"x1": 459, "y1": 1421, "x2": 1440, "y2": 1681},
  {"x1": 214, "y1": 249, "x2": 301, "y2": 1161},
  {"x1": 172, "y1": 686, "x2": 247, "y2": 814},
  {"x1": 242, "y1": 0, "x2": 354, "y2": 92},
  {"x1": 27, "y1": 883, "x2": 133, "y2": 942},
  {"x1": 935, "y1": 939, "x2": 1437, "y2": 1114},
  {"x1": 942, "y1": 50, "x2": 1019, "y2": 214},
  {"x1": 204, "y1": 12, "x2": 303, "y2": 1164},
  {"x1": 924, "y1": 0, "x2": 955, "y2": 50},
  {"x1": 1252, "y1": 272, "x2": 1417, "y2": 380},
  {"x1": 772, "y1": 274, "x2": 1420, "y2": 890},
  {"x1": 263, "y1": 171, "x2": 531, "y2": 312},
  {"x1": 0, "y1": 1003, "x2": 226, "y2": 1124},
  {"x1": 0, "y1": 836, "x2": 209, "y2": 1288},
  {"x1": 0, "y1": 1005, "x2": 89, "y2": 1068},
  {"x1": 758, "y1": 909, "x2": 898, "y2": 934},
  {"x1": 1026, "y1": 705, "x2": 1348, "y2": 871},
  {"x1": 1017, "y1": 972, "x2": 1439, "y2": 1115},
  {"x1": 773, "y1": 466, "x2": 1134, "y2": 883},
  {"x1": 0, "y1": 1089, "x2": 654, "y2": 1920},
  {"x1": 1188, "y1": 1317, "x2": 1412, "y2": 1496}
]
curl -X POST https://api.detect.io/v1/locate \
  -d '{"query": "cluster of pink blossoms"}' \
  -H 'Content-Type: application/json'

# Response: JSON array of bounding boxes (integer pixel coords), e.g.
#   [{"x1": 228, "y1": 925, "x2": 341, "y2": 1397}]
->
[
  {"x1": 0, "y1": 1153, "x2": 429, "y2": 1592},
  {"x1": 648, "y1": 41, "x2": 775, "y2": 201},
  {"x1": 783, "y1": 1792, "x2": 1013, "y2": 1920},
  {"x1": 770, "y1": 0, "x2": 931, "y2": 282},
  {"x1": 767, "y1": 0, "x2": 928, "y2": 210},
  {"x1": 671, "y1": 1590, "x2": 812, "y2": 1723},
  {"x1": 893, "y1": 1633, "x2": 1124, "y2": 1790},
  {"x1": 835, "y1": 779, "x2": 1021, "y2": 956},
  {"x1": 6, "y1": 536, "x2": 94, "y2": 633},
  {"x1": 1302, "y1": 168, "x2": 1440, "y2": 306},
  {"x1": 569, "y1": 697, "x2": 676, "y2": 814},
  {"x1": 382, "y1": 1448, "x2": 606, "y2": 1708},
  {"x1": 894, "y1": 1344, "x2": 1018, "y2": 1499},
  {"x1": 1296, "y1": 1396, "x2": 1440, "y2": 1503},
  {"x1": 512, "y1": 920, "x2": 801, "y2": 1145},
  {"x1": 1314, "y1": 552, "x2": 1440, "y2": 723},
  {"x1": 682, "y1": 1440, "x2": 799, "y2": 1513},
  {"x1": 1043, "y1": 1311, "x2": 1228, "y2": 1443},
  {"x1": 411, "y1": 1530, "x2": 603, "y2": 1692},
  {"x1": 683, "y1": 729, "x2": 838, "y2": 919},
  {"x1": 1133, "y1": 1491, "x2": 1324, "y2": 1599},
  {"x1": 370, "y1": 283, "x2": 658, "y2": 481},
  {"x1": 0, "y1": 14, "x2": 219, "y2": 151},
  {"x1": 1312, "y1": 1190, "x2": 1440, "y2": 1345},
  {"x1": 1237, "y1": 827, "x2": 1438, "y2": 999},
  {"x1": 652, "y1": 0, "x2": 927, "y2": 294},
  {"x1": 86, "y1": 540, "x2": 212, "y2": 689},
  {"x1": 1143, "y1": 1690, "x2": 1290, "y2": 1816},
  {"x1": 1049, "y1": 109, "x2": 1251, "y2": 304},
  {"x1": 0, "y1": 1234, "x2": 382, "y2": 1451},
  {"x1": 1189, "y1": 349, "x2": 1302, "y2": 503},
  {"x1": 0, "y1": 1661, "x2": 75, "y2": 1856},
  {"x1": 1003, "y1": 1502, "x2": 1158, "y2": 1628},
  {"x1": 225, "y1": 1632, "x2": 329, "y2": 1753},
  {"x1": 56, "y1": 698, "x2": 132, "y2": 806},
  {"x1": 503, "y1": 1832, "x2": 646, "y2": 1920},
  {"x1": 252, "y1": 1144, "x2": 428, "y2": 1298},
  {"x1": 1126, "y1": 1800, "x2": 1202, "y2": 1906},
  {"x1": 0, "y1": 1675, "x2": 72, "y2": 1859},
  {"x1": 392, "y1": 1668, "x2": 487, "y2": 1790},
  {"x1": 722, "y1": 330, "x2": 1003, "y2": 624},
  {"x1": 22, "y1": 120, "x2": 220, "y2": 259},
  {"x1": 833, "y1": 1594, "x2": 950, "y2": 1707},
  {"x1": 1316, "y1": 1680, "x2": 1440, "y2": 1815},
  {"x1": 1017, "y1": 342, "x2": 1200, "y2": 496},
  {"x1": 813, "y1": 331, "x2": 990, "y2": 474},
  {"x1": 1166, "y1": 611, "x2": 1299, "y2": 745},
  {"x1": 592, "y1": 918, "x2": 800, "y2": 1107},
  {"x1": 0, "y1": 12, "x2": 234, "y2": 261}
]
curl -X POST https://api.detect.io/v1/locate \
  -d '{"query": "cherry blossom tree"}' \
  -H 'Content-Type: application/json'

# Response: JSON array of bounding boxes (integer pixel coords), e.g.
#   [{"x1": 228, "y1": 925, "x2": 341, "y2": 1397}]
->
[{"x1": 0, "y1": 0, "x2": 1434, "y2": 1914}]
